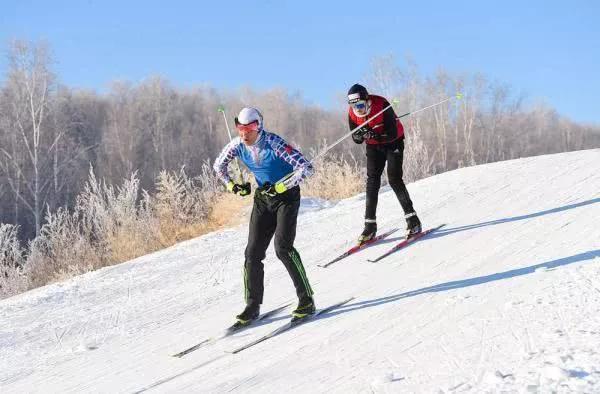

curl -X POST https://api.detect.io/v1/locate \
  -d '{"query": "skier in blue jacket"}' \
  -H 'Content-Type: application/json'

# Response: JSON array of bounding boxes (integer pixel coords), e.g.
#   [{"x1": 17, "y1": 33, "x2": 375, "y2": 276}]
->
[{"x1": 213, "y1": 107, "x2": 315, "y2": 325}]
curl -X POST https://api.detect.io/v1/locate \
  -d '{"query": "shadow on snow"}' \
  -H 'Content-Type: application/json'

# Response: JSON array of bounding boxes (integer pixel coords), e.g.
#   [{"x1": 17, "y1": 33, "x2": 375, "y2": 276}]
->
[{"x1": 328, "y1": 249, "x2": 600, "y2": 317}]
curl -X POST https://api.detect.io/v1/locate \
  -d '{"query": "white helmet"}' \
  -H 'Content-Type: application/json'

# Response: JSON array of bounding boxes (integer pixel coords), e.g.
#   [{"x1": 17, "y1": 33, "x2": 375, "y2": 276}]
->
[{"x1": 235, "y1": 107, "x2": 263, "y2": 130}]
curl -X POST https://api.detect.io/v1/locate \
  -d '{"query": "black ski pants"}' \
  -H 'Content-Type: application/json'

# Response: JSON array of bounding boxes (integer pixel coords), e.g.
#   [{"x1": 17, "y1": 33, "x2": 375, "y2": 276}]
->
[
  {"x1": 365, "y1": 139, "x2": 415, "y2": 221},
  {"x1": 244, "y1": 186, "x2": 313, "y2": 305}
]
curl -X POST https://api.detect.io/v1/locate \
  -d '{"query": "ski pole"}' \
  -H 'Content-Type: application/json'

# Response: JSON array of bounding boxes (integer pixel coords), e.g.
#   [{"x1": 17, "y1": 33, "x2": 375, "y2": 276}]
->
[
  {"x1": 275, "y1": 92, "x2": 463, "y2": 185},
  {"x1": 217, "y1": 105, "x2": 244, "y2": 183},
  {"x1": 272, "y1": 100, "x2": 401, "y2": 187},
  {"x1": 309, "y1": 99, "x2": 400, "y2": 164},
  {"x1": 396, "y1": 92, "x2": 463, "y2": 119}
]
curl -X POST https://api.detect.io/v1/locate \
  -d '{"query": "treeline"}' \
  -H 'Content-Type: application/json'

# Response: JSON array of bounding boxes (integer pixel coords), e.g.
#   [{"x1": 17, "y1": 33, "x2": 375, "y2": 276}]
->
[
  {"x1": 1, "y1": 41, "x2": 599, "y2": 298},
  {"x1": 0, "y1": 41, "x2": 346, "y2": 240},
  {"x1": 2, "y1": 42, "x2": 599, "y2": 240}
]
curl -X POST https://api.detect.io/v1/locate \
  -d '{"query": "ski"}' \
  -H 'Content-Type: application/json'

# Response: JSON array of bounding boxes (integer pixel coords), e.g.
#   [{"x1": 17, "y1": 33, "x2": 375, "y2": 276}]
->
[
  {"x1": 318, "y1": 228, "x2": 400, "y2": 268},
  {"x1": 368, "y1": 224, "x2": 446, "y2": 263},
  {"x1": 229, "y1": 297, "x2": 354, "y2": 354},
  {"x1": 171, "y1": 302, "x2": 291, "y2": 358}
]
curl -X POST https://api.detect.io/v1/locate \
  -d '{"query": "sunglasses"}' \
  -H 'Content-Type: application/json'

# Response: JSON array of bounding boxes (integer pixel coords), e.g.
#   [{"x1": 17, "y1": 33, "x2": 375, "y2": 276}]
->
[
  {"x1": 352, "y1": 100, "x2": 367, "y2": 111},
  {"x1": 235, "y1": 119, "x2": 259, "y2": 134}
]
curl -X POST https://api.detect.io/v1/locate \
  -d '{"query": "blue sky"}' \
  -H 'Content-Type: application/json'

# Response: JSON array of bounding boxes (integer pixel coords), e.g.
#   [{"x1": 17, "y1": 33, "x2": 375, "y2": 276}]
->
[{"x1": 1, "y1": 0, "x2": 599, "y2": 124}]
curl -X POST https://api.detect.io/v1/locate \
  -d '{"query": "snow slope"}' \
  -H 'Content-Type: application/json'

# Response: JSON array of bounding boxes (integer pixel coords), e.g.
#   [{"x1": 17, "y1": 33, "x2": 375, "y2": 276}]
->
[{"x1": 1, "y1": 149, "x2": 600, "y2": 393}]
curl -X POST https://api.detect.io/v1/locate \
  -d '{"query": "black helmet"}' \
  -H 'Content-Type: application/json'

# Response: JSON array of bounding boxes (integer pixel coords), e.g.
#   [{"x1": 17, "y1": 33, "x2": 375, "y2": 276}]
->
[{"x1": 347, "y1": 84, "x2": 369, "y2": 104}]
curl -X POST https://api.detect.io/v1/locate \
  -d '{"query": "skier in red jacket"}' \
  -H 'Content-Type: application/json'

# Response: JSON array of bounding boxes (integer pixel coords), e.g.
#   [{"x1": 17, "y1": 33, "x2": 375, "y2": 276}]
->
[{"x1": 347, "y1": 83, "x2": 421, "y2": 244}]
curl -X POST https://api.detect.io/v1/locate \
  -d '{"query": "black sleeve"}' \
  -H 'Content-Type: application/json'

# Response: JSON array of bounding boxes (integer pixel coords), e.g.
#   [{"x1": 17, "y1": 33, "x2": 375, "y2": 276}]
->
[
  {"x1": 348, "y1": 115, "x2": 358, "y2": 131},
  {"x1": 382, "y1": 102, "x2": 397, "y2": 137}
]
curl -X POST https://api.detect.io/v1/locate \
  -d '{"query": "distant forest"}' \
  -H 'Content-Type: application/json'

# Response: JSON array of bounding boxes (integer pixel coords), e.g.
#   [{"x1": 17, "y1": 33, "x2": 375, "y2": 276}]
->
[{"x1": 2, "y1": 40, "x2": 599, "y2": 240}]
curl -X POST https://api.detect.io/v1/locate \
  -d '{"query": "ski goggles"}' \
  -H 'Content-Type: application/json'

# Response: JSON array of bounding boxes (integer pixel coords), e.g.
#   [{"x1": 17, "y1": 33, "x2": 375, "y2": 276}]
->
[
  {"x1": 235, "y1": 119, "x2": 260, "y2": 134},
  {"x1": 351, "y1": 100, "x2": 368, "y2": 111}
]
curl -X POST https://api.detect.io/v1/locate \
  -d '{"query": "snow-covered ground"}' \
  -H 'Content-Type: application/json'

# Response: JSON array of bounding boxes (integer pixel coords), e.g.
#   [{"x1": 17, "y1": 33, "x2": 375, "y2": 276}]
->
[{"x1": 1, "y1": 149, "x2": 600, "y2": 393}]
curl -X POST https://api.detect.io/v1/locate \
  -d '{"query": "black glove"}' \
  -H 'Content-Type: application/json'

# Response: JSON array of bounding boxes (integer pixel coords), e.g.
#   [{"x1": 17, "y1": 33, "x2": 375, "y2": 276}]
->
[
  {"x1": 351, "y1": 131, "x2": 365, "y2": 144},
  {"x1": 260, "y1": 182, "x2": 278, "y2": 197},
  {"x1": 228, "y1": 182, "x2": 251, "y2": 196},
  {"x1": 352, "y1": 125, "x2": 374, "y2": 144},
  {"x1": 358, "y1": 125, "x2": 373, "y2": 137}
]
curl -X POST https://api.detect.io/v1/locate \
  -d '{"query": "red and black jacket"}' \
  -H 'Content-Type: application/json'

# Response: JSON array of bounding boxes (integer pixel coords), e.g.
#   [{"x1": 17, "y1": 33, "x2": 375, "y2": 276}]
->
[{"x1": 348, "y1": 94, "x2": 404, "y2": 145}]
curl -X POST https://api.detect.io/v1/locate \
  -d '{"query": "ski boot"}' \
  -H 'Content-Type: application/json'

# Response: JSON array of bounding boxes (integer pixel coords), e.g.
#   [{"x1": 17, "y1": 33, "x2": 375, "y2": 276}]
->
[
  {"x1": 405, "y1": 212, "x2": 422, "y2": 237},
  {"x1": 231, "y1": 301, "x2": 260, "y2": 330},
  {"x1": 357, "y1": 220, "x2": 377, "y2": 245},
  {"x1": 291, "y1": 296, "x2": 316, "y2": 322}
]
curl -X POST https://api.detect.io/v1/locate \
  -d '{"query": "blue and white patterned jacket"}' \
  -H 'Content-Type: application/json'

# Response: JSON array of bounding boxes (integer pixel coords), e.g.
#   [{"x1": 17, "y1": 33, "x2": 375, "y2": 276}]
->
[{"x1": 213, "y1": 130, "x2": 314, "y2": 189}]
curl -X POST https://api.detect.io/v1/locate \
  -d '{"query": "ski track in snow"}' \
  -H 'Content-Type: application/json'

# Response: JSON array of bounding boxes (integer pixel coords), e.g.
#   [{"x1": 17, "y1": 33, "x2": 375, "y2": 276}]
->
[{"x1": 1, "y1": 149, "x2": 600, "y2": 393}]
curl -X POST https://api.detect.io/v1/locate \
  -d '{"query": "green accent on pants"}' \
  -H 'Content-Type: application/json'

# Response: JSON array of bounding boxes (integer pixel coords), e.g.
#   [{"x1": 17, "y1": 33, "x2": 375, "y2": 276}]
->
[
  {"x1": 289, "y1": 248, "x2": 313, "y2": 296},
  {"x1": 243, "y1": 265, "x2": 249, "y2": 302}
]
